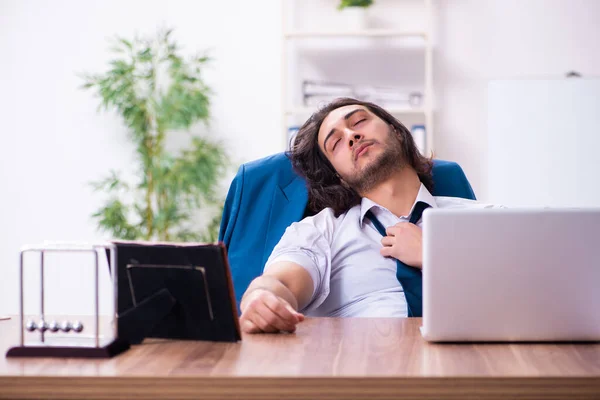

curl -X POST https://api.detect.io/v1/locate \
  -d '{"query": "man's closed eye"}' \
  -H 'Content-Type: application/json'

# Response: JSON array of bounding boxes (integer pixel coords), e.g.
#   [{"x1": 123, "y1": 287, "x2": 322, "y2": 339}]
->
[{"x1": 332, "y1": 139, "x2": 341, "y2": 151}]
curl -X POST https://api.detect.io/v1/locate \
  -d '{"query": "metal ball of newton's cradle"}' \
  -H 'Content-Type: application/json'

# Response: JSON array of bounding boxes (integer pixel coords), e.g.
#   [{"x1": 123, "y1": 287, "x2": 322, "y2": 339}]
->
[
  {"x1": 72, "y1": 321, "x2": 84, "y2": 333},
  {"x1": 25, "y1": 320, "x2": 36, "y2": 332},
  {"x1": 37, "y1": 320, "x2": 48, "y2": 333},
  {"x1": 48, "y1": 320, "x2": 60, "y2": 332},
  {"x1": 60, "y1": 321, "x2": 72, "y2": 333}
]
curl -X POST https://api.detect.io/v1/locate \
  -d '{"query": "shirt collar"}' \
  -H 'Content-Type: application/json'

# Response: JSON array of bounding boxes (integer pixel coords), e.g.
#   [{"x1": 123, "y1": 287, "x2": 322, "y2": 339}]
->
[{"x1": 359, "y1": 183, "x2": 438, "y2": 226}]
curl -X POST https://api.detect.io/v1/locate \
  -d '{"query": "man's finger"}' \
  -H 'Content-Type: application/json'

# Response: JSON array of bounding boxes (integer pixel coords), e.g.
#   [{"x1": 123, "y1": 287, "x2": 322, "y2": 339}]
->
[
  {"x1": 241, "y1": 318, "x2": 260, "y2": 334},
  {"x1": 284, "y1": 303, "x2": 305, "y2": 322},
  {"x1": 263, "y1": 294, "x2": 300, "y2": 325},
  {"x1": 387, "y1": 221, "x2": 410, "y2": 236},
  {"x1": 243, "y1": 295, "x2": 280, "y2": 333},
  {"x1": 249, "y1": 308, "x2": 280, "y2": 333},
  {"x1": 255, "y1": 301, "x2": 296, "y2": 332},
  {"x1": 381, "y1": 236, "x2": 394, "y2": 246},
  {"x1": 380, "y1": 246, "x2": 393, "y2": 257}
]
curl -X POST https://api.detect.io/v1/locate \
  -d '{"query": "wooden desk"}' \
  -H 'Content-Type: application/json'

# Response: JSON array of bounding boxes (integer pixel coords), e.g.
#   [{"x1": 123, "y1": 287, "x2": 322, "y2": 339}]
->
[{"x1": 1, "y1": 317, "x2": 599, "y2": 399}]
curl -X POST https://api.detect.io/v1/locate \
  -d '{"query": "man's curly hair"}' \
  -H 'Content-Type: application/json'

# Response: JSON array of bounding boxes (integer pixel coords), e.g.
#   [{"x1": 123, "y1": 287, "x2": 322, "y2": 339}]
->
[{"x1": 288, "y1": 98, "x2": 433, "y2": 216}]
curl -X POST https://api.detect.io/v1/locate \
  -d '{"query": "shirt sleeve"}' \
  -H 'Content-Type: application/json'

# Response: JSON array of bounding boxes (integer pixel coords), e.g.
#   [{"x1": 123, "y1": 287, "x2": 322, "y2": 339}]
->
[{"x1": 264, "y1": 208, "x2": 336, "y2": 313}]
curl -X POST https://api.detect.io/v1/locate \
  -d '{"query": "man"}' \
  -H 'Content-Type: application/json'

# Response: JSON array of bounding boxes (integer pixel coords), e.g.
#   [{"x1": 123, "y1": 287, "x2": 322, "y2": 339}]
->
[{"x1": 239, "y1": 98, "x2": 497, "y2": 334}]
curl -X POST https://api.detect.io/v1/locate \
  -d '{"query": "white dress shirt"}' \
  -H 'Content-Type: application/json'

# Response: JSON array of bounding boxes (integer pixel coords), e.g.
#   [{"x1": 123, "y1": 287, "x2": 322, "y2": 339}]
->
[{"x1": 265, "y1": 184, "x2": 499, "y2": 318}]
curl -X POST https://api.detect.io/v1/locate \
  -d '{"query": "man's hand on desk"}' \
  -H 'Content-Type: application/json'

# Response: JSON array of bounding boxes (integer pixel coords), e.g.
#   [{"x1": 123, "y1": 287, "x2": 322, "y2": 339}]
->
[{"x1": 240, "y1": 289, "x2": 305, "y2": 334}]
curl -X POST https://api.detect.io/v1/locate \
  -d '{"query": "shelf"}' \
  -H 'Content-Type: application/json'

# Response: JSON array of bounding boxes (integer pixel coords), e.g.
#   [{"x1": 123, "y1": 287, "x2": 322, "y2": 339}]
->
[
  {"x1": 285, "y1": 106, "x2": 426, "y2": 116},
  {"x1": 281, "y1": 0, "x2": 435, "y2": 153},
  {"x1": 284, "y1": 29, "x2": 428, "y2": 39}
]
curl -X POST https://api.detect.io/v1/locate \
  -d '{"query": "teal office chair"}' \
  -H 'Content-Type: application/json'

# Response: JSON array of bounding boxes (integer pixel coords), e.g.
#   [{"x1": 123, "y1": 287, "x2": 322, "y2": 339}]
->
[{"x1": 219, "y1": 152, "x2": 476, "y2": 309}]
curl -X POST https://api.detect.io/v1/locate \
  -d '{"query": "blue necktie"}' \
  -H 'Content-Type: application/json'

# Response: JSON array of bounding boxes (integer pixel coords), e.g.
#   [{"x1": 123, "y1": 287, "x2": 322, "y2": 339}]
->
[{"x1": 365, "y1": 201, "x2": 431, "y2": 317}]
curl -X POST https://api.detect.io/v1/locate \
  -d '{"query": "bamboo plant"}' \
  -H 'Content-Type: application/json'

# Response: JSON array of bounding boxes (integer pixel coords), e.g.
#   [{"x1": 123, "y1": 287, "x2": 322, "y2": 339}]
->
[{"x1": 81, "y1": 28, "x2": 227, "y2": 242}]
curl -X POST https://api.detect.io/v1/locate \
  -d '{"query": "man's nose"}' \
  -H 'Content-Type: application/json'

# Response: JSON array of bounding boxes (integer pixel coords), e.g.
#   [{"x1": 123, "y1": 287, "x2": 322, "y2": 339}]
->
[{"x1": 346, "y1": 131, "x2": 363, "y2": 148}]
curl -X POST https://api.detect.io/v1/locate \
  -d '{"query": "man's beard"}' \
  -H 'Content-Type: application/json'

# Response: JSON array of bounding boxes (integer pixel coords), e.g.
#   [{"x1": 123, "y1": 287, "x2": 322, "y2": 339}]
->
[{"x1": 341, "y1": 127, "x2": 404, "y2": 195}]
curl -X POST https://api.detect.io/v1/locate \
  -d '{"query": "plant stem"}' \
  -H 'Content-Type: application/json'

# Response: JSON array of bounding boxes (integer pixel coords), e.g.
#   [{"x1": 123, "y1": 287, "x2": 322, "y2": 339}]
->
[
  {"x1": 144, "y1": 44, "x2": 161, "y2": 240},
  {"x1": 161, "y1": 191, "x2": 170, "y2": 241},
  {"x1": 145, "y1": 135, "x2": 154, "y2": 240}
]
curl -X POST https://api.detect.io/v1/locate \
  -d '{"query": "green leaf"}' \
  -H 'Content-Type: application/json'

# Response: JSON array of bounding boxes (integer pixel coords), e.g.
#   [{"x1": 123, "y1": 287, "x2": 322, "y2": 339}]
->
[
  {"x1": 92, "y1": 198, "x2": 141, "y2": 240},
  {"x1": 118, "y1": 37, "x2": 133, "y2": 50},
  {"x1": 89, "y1": 170, "x2": 128, "y2": 192}
]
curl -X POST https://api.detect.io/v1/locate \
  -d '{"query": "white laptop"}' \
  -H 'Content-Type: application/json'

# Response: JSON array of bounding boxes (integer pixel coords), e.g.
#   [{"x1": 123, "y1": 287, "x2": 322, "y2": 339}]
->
[{"x1": 420, "y1": 208, "x2": 600, "y2": 342}]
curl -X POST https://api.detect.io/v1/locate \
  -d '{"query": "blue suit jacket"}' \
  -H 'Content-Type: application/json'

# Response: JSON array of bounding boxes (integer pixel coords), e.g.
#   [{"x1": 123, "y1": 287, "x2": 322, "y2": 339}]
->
[{"x1": 219, "y1": 152, "x2": 476, "y2": 308}]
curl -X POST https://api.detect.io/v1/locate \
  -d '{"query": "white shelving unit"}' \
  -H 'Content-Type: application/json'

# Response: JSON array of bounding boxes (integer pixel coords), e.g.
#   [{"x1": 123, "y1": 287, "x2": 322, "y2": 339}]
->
[{"x1": 281, "y1": 0, "x2": 434, "y2": 154}]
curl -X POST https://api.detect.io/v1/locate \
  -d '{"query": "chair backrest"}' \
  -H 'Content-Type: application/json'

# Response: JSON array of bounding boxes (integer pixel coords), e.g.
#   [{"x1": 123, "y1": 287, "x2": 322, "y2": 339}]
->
[{"x1": 219, "y1": 152, "x2": 476, "y2": 308}]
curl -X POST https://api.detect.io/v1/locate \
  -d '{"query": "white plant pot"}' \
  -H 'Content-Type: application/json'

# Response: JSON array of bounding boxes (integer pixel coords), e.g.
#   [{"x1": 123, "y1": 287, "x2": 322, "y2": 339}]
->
[{"x1": 339, "y1": 7, "x2": 369, "y2": 30}]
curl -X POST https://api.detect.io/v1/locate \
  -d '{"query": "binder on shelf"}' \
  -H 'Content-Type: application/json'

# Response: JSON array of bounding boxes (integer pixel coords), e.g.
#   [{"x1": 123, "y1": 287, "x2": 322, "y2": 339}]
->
[
  {"x1": 301, "y1": 79, "x2": 424, "y2": 110},
  {"x1": 302, "y1": 80, "x2": 355, "y2": 96},
  {"x1": 410, "y1": 124, "x2": 426, "y2": 155},
  {"x1": 287, "y1": 126, "x2": 300, "y2": 149}
]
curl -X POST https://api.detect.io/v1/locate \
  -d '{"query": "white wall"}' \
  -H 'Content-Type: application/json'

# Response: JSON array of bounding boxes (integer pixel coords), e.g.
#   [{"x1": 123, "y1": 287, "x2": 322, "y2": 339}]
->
[
  {"x1": 0, "y1": 0, "x2": 284, "y2": 316},
  {"x1": 435, "y1": 0, "x2": 600, "y2": 201},
  {"x1": 1, "y1": 0, "x2": 599, "y2": 315},
  {"x1": 487, "y1": 79, "x2": 600, "y2": 207}
]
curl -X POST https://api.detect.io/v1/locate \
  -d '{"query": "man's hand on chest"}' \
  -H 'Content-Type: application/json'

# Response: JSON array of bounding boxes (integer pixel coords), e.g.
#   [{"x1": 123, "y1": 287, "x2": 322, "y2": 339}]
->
[{"x1": 379, "y1": 222, "x2": 423, "y2": 268}]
